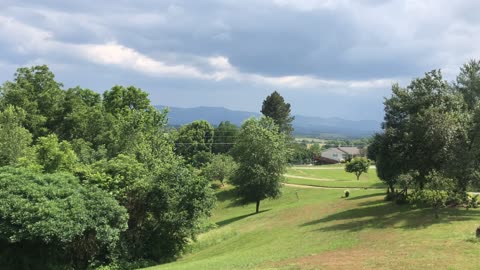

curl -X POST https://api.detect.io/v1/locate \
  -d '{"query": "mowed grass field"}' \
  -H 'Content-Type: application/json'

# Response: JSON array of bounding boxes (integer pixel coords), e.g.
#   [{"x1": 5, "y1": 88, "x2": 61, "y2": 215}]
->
[
  {"x1": 145, "y1": 185, "x2": 480, "y2": 270},
  {"x1": 286, "y1": 165, "x2": 386, "y2": 189}
]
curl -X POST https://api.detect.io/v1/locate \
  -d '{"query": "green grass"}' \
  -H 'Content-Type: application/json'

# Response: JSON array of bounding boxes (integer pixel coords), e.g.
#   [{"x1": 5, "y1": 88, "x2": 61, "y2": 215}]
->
[
  {"x1": 144, "y1": 186, "x2": 480, "y2": 270},
  {"x1": 285, "y1": 166, "x2": 385, "y2": 189},
  {"x1": 285, "y1": 177, "x2": 386, "y2": 189},
  {"x1": 287, "y1": 166, "x2": 380, "y2": 181},
  {"x1": 292, "y1": 164, "x2": 345, "y2": 169}
]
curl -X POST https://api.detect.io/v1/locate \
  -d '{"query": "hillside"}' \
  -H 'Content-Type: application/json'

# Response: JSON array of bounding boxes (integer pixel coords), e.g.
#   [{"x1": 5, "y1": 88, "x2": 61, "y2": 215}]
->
[
  {"x1": 156, "y1": 106, "x2": 380, "y2": 138},
  {"x1": 145, "y1": 185, "x2": 480, "y2": 270}
]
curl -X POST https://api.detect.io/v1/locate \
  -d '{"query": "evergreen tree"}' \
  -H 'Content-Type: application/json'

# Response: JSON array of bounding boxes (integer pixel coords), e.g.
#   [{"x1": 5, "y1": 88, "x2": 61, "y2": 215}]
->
[{"x1": 261, "y1": 91, "x2": 295, "y2": 135}]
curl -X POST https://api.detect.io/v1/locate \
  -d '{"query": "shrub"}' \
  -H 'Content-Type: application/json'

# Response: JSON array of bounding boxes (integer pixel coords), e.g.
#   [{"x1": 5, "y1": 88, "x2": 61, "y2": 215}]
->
[
  {"x1": 0, "y1": 167, "x2": 128, "y2": 269},
  {"x1": 466, "y1": 194, "x2": 479, "y2": 210},
  {"x1": 344, "y1": 190, "x2": 350, "y2": 198}
]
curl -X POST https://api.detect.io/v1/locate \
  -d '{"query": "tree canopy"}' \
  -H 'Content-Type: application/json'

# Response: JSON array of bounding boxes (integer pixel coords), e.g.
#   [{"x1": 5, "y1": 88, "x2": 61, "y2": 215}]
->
[
  {"x1": 0, "y1": 65, "x2": 216, "y2": 269},
  {"x1": 261, "y1": 91, "x2": 295, "y2": 136},
  {"x1": 231, "y1": 117, "x2": 289, "y2": 213}
]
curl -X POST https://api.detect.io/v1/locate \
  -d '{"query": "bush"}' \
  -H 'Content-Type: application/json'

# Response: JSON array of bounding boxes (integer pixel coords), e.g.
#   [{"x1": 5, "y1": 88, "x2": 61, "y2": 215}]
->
[
  {"x1": 0, "y1": 167, "x2": 128, "y2": 270},
  {"x1": 466, "y1": 194, "x2": 479, "y2": 210},
  {"x1": 344, "y1": 190, "x2": 350, "y2": 198}
]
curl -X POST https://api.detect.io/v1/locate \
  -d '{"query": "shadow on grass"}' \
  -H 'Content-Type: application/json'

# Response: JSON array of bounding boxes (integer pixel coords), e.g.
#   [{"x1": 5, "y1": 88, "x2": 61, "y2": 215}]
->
[
  {"x1": 346, "y1": 192, "x2": 385, "y2": 201},
  {"x1": 301, "y1": 199, "x2": 480, "y2": 232},
  {"x1": 216, "y1": 209, "x2": 270, "y2": 227}
]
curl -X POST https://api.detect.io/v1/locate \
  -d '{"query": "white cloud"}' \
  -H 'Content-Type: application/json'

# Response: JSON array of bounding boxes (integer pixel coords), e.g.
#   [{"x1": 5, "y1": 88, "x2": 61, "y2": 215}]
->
[{"x1": 76, "y1": 43, "x2": 209, "y2": 79}]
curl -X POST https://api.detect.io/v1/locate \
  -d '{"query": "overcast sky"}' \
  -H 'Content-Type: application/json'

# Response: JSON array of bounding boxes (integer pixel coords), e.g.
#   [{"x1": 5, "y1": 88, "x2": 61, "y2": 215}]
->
[{"x1": 1, "y1": 0, "x2": 479, "y2": 120}]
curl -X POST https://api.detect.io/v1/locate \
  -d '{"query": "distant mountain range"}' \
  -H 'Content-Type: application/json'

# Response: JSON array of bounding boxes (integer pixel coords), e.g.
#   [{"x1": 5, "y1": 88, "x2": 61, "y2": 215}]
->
[{"x1": 156, "y1": 105, "x2": 381, "y2": 138}]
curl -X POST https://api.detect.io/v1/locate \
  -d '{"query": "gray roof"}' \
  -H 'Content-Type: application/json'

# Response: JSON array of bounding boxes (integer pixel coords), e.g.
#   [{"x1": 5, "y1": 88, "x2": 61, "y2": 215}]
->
[{"x1": 337, "y1": 147, "x2": 360, "y2": 155}]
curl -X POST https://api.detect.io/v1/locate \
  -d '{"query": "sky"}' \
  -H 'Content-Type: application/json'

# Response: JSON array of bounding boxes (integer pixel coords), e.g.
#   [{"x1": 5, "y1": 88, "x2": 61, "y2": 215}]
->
[{"x1": 1, "y1": 0, "x2": 480, "y2": 121}]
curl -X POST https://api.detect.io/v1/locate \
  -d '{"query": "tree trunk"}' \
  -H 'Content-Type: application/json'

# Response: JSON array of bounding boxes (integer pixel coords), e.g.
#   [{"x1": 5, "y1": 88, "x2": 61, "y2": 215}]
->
[
  {"x1": 256, "y1": 200, "x2": 260, "y2": 213},
  {"x1": 389, "y1": 184, "x2": 395, "y2": 194},
  {"x1": 356, "y1": 173, "x2": 360, "y2": 180}
]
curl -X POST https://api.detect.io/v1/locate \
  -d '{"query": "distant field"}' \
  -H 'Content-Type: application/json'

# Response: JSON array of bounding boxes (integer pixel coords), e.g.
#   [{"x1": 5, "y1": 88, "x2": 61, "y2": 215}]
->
[
  {"x1": 145, "y1": 186, "x2": 480, "y2": 270},
  {"x1": 294, "y1": 137, "x2": 326, "y2": 143}
]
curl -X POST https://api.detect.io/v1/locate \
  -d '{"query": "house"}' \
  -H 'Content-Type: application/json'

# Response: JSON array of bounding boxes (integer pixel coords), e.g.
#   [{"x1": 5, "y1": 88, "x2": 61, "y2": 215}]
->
[{"x1": 320, "y1": 147, "x2": 361, "y2": 162}]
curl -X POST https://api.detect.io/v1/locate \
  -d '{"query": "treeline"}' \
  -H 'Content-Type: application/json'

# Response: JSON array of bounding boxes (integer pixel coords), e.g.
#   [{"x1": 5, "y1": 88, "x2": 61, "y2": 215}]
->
[
  {"x1": 0, "y1": 66, "x2": 294, "y2": 269},
  {"x1": 369, "y1": 60, "x2": 480, "y2": 214}
]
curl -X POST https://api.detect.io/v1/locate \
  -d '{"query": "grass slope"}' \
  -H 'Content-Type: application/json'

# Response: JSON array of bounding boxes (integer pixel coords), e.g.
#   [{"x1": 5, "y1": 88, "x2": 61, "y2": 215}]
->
[
  {"x1": 145, "y1": 186, "x2": 480, "y2": 270},
  {"x1": 286, "y1": 166, "x2": 385, "y2": 189}
]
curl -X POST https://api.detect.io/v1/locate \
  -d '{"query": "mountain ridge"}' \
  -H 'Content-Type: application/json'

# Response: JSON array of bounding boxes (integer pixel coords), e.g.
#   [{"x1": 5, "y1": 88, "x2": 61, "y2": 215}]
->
[{"x1": 156, "y1": 105, "x2": 381, "y2": 138}]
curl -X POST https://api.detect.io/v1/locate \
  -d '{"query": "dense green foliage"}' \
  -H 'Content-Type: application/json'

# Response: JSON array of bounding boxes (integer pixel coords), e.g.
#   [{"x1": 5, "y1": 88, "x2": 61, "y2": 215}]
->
[
  {"x1": 231, "y1": 118, "x2": 289, "y2": 213},
  {"x1": 203, "y1": 154, "x2": 238, "y2": 186},
  {"x1": 212, "y1": 121, "x2": 239, "y2": 154},
  {"x1": 0, "y1": 167, "x2": 128, "y2": 270},
  {"x1": 0, "y1": 65, "x2": 216, "y2": 269},
  {"x1": 0, "y1": 106, "x2": 33, "y2": 166},
  {"x1": 288, "y1": 142, "x2": 322, "y2": 164},
  {"x1": 344, "y1": 157, "x2": 371, "y2": 180},
  {"x1": 369, "y1": 62, "x2": 480, "y2": 210},
  {"x1": 174, "y1": 120, "x2": 214, "y2": 167}
]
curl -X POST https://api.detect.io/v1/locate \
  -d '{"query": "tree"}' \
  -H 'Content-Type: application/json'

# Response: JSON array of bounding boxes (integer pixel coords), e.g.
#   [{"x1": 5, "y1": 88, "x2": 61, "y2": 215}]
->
[
  {"x1": 455, "y1": 60, "x2": 480, "y2": 110},
  {"x1": 203, "y1": 154, "x2": 238, "y2": 186},
  {"x1": 261, "y1": 91, "x2": 294, "y2": 135},
  {"x1": 83, "y1": 155, "x2": 215, "y2": 262},
  {"x1": 212, "y1": 121, "x2": 239, "y2": 154},
  {"x1": 103, "y1": 85, "x2": 150, "y2": 114},
  {"x1": 0, "y1": 167, "x2": 128, "y2": 269},
  {"x1": 345, "y1": 157, "x2": 371, "y2": 180},
  {"x1": 368, "y1": 132, "x2": 404, "y2": 194},
  {"x1": 289, "y1": 143, "x2": 311, "y2": 164},
  {"x1": 59, "y1": 87, "x2": 105, "y2": 143},
  {"x1": 175, "y1": 120, "x2": 214, "y2": 166},
  {"x1": 382, "y1": 70, "x2": 467, "y2": 189},
  {"x1": 34, "y1": 134, "x2": 78, "y2": 173},
  {"x1": 0, "y1": 65, "x2": 65, "y2": 138},
  {"x1": 0, "y1": 106, "x2": 33, "y2": 166},
  {"x1": 231, "y1": 117, "x2": 289, "y2": 213},
  {"x1": 0, "y1": 65, "x2": 214, "y2": 267}
]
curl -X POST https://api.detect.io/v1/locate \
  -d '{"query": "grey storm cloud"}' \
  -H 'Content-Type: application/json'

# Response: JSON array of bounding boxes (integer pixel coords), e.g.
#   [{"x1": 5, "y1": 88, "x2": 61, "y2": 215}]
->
[{"x1": 1, "y1": 0, "x2": 480, "y2": 120}]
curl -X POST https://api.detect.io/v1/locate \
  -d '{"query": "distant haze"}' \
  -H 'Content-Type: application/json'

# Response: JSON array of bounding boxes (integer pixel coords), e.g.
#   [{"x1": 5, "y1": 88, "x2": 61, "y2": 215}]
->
[{"x1": 157, "y1": 106, "x2": 381, "y2": 138}]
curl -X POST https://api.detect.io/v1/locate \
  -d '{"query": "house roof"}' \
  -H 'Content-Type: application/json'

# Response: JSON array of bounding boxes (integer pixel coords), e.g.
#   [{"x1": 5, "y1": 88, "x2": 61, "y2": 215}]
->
[{"x1": 337, "y1": 147, "x2": 360, "y2": 155}]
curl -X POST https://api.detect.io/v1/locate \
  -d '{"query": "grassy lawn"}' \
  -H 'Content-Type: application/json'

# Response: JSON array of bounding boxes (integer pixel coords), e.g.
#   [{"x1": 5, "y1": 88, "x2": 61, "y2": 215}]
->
[
  {"x1": 292, "y1": 164, "x2": 345, "y2": 169},
  {"x1": 285, "y1": 166, "x2": 385, "y2": 189},
  {"x1": 144, "y1": 186, "x2": 480, "y2": 270},
  {"x1": 285, "y1": 177, "x2": 386, "y2": 189},
  {"x1": 287, "y1": 166, "x2": 380, "y2": 181}
]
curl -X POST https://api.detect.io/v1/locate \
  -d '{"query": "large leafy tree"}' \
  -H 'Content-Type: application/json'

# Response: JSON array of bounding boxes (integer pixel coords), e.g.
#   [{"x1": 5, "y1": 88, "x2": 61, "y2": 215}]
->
[
  {"x1": 174, "y1": 120, "x2": 214, "y2": 166},
  {"x1": 59, "y1": 87, "x2": 105, "y2": 144},
  {"x1": 368, "y1": 132, "x2": 405, "y2": 194},
  {"x1": 0, "y1": 167, "x2": 128, "y2": 270},
  {"x1": 103, "y1": 85, "x2": 150, "y2": 114},
  {"x1": 0, "y1": 65, "x2": 65, "y2": 138},
  {"x1": 212, "y1": 121, "x2": 239, "y2": 154},
  {"x1": 382, "y1": 70, "x2": 468, "y2": 189},
  {"x1": 261, "y1": 91, "x2": 295, "y2": 135},
  {"x1": 231, "y1": 117, "x2": 289, "y2": 213}
]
